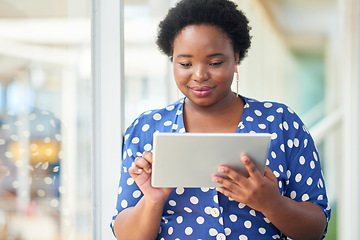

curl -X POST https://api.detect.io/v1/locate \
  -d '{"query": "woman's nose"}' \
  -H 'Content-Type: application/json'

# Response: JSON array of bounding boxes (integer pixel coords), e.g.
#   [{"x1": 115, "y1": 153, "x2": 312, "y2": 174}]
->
[{"x1": 193, "y1": 65, "x2": 210, "y2": 82}]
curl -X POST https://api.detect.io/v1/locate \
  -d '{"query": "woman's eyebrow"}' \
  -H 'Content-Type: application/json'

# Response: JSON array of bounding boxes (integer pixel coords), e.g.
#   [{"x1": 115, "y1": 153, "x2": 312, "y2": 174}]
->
[
  {"x1": 176, "y1": 54, "x2": 193, "y2": 58},
  {"x1": 176, "y1": 53, "x2": 224, "y2": 58},
  {"x1": 206, "y1": 53, "x2": 224, "y2": 58}
]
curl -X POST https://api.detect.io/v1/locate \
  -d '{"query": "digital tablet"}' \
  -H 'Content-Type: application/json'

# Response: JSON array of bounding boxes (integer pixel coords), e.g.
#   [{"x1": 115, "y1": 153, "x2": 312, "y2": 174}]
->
[{"x1": 151, "y1": 132, "x2": 271, "y2": 188}]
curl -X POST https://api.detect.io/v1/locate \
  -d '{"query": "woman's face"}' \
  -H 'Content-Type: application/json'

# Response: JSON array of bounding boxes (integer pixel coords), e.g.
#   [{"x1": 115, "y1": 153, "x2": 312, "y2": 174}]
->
[{"x1": 173, "y1": 24, "x2": 239, "y2": 108}]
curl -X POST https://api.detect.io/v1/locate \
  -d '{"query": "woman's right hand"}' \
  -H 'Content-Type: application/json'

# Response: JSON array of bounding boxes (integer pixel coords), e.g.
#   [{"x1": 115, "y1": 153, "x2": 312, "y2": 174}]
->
[
  {"x1": 129, "y1": 151, "x2": 173, "y2": 205},
  {"x1": 114, "y1": 152, "x2": 173, "y2": 239}
]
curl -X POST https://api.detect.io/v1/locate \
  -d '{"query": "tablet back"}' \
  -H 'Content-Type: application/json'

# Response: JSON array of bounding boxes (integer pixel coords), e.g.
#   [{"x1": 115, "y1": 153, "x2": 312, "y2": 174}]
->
[{"x1": 151, "y1": 132, "x2": 271, "y2": 188}]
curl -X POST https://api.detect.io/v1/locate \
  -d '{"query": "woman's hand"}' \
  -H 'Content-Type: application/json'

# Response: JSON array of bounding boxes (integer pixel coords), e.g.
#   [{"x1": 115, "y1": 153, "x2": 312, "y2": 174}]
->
[
  {"x1": 212, "y1": 154, "x2": 327, "y2": 239},
  {"x1": 212, "y1": 154, "x2": 281, "y2": 213},
  {"x1": 129, "y1": 151, "x2": 172, "y2": 205},
  {"x1": 115, "y1": 151, "x2": 173, "y2": 239}
]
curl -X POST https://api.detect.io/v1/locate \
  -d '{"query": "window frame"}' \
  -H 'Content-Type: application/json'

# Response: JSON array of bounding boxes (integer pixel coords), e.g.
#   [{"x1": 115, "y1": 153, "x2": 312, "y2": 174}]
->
[{"x1": 92, "y1": 0, "x2": 124, "y2": 239}]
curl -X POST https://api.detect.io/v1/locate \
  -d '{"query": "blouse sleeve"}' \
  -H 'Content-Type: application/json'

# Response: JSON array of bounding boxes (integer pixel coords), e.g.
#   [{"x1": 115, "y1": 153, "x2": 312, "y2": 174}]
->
[
  {"x1": 109, "y1": 103, "x2": 181, "y2": 235},
  {"x1": 281, "y1": 107, "x2": 331, "y2": 239},
  {"x1": 110, "y1": 118, "x2": 148, "y2": 234}
]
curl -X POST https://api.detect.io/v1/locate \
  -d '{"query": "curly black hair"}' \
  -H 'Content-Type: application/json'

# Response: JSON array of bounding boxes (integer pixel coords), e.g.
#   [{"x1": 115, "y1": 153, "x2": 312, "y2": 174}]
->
[{"x1": 156, "y1": 0, "x2": 251, "y2": 64}]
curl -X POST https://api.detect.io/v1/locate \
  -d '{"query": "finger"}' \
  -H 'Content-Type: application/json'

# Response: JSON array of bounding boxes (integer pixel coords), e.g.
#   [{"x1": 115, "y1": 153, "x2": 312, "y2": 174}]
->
[
  {"x1": 142, "y1": 151, "x2": 153, "y2": 164},
  {"x1": 134, "y1": 156, "x2": 152, "y2": 173},
  {"x1": 241, "y1": 154, "x2": 262, "y2": 181},
  {"x1": 215, "y1": 186, "x2": 245, "y2": 201},
  {"x1": 129, "y1": 165, "x2": 150, "y2": 188},
  {"x1": 212, "y1": 172, "x2": 244, "y2": 192},
  {"x1": 129, "y1": 165, "x2": 144, "y2": 176},
  {"x1": 217, "y1": 165, "x2": 247, "y2": 185},
  {"x1": 264, "y1": 167, "x2": 277, "y2": 182}
]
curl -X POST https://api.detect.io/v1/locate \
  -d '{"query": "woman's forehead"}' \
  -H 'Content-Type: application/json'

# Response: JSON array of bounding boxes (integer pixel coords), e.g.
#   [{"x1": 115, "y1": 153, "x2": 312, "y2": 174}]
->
[
  {"x1": 176, "y1": 24, "x2": 229, "y2": 40},
  {"x1": 173, "y1": 25, "x2": 233, "y2": 53}
]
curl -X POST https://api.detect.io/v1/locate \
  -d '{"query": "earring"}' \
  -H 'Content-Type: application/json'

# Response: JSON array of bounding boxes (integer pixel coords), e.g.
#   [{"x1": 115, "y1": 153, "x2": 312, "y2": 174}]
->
[{"x1": 235, "y1": 65, "x2": 239, "y2": 97}]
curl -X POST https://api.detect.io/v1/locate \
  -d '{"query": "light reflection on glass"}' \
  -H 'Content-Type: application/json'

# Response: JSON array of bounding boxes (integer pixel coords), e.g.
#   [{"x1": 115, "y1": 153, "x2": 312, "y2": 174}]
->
[{"x1": 0, "y1": 0, "x2": 91, "y2": 239}]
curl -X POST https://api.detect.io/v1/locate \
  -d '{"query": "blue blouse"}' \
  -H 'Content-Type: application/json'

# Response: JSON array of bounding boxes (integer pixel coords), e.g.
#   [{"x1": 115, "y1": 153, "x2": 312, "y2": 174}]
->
[{"x1": 111, "y1": 96, "x2": 331, "y2": 240}]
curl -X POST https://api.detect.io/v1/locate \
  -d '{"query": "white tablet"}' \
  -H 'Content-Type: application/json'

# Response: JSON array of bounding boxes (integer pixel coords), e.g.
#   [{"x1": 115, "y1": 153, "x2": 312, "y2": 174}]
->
[{"x1": 151, "y1": 132, "x2": 271, "y2": 188}]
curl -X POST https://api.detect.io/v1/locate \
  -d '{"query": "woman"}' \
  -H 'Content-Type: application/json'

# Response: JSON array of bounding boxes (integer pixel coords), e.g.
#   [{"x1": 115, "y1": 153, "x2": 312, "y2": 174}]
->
[{"x1": 111, "y1": 0, "x2": 331, "y2": 239}]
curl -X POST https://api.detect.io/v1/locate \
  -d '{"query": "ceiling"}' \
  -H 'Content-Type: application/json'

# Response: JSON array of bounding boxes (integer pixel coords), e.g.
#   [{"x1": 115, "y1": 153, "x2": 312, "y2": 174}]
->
[
  {"x1": 122, "y1": 0, "x2": 338, "y2": 51},
  {"x1": 0, "y1": 0, "x2": 337, "y2": 40},
  {"x1": 262, "y1": 0, "x2": 338, "y2": 50},
  {"x1": 0, "y1": 0, "x2": 89, "y2": 18},
  {"x1": 0, "y1": 0, "x2": 338, "y2": 46},
  {"x1": 0, "y1": 0, "x2": 338, "y2": 83},
  {"x1": 0, "y1": 0, "x2": 90, "y2": 83}
]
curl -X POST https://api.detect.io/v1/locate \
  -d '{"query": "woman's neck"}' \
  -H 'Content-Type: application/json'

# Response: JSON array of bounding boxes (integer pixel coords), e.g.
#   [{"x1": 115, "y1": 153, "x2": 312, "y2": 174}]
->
[{"x1": 183, "y1": 93, "x2": 244, "y2": 133}]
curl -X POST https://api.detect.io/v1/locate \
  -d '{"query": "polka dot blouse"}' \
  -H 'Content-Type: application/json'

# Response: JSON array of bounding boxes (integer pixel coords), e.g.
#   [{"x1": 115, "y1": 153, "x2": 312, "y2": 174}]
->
[{"x1": 111, "y1": 96, "x2": 331, "y2": 240}]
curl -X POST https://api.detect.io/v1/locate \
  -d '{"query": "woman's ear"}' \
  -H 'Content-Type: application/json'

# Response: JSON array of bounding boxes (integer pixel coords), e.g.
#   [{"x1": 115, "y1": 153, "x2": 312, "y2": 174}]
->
[{"x1": 234, "y1": 52, "x2": 240, "y2": 65}]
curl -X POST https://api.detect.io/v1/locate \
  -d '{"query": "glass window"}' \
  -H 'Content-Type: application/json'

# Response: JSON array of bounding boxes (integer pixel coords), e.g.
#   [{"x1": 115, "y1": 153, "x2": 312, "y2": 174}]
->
[
  {"x1": 124, "y1": 0, "x2": 178, "y2": 127},
  {"x1": 0, "y1": 0, "x2": 92, "y2": 239}
]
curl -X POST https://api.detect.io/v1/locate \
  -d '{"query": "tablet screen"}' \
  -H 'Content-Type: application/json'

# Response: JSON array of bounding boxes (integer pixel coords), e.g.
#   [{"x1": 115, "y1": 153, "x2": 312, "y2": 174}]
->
[{"x1": 151, "y1": 132, "x2": 271, "y2": 188}]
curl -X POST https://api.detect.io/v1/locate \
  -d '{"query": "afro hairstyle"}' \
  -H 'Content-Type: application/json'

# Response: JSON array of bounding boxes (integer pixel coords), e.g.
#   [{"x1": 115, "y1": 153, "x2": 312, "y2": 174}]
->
[{"x1": 156, "y1": 0, "x2": 252, "y2": 64}]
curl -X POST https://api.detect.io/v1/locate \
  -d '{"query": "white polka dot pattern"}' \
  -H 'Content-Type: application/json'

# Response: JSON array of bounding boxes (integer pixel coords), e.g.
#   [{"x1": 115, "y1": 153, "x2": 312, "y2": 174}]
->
[{"x1": 110, "y1": 96, "x2": 330, "y2": 240}]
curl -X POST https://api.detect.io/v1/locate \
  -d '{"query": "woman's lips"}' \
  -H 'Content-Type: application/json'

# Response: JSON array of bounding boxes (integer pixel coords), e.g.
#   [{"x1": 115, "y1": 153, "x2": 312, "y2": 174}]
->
[{"x1": 190, "y1": 86, "x2": 214, "y2": 97}]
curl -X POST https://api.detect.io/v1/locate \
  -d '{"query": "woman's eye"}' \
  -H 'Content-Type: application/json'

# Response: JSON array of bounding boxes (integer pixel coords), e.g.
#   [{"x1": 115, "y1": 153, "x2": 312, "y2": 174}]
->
[
  {"x1": 179, "y1": 63, "x2": 192, "y2": 67},
  {"x1": 210, "y1": 61, "x2": 223, "y2": 66}
]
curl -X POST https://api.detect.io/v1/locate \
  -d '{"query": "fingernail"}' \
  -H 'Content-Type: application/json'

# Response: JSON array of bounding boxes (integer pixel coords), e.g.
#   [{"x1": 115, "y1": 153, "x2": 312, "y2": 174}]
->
[
  {"x1": 136, "y1": 169, "x2": 143, "y2": 174},
  {"x1": 219, "y1": 167, "x2": 225, "y2": 173},
  {"x1": 212, "y1": 176, "x2": 220, "y2": 183},
  {"x1": 242, "y1": 155, "x2": 249, "y2": 163}
]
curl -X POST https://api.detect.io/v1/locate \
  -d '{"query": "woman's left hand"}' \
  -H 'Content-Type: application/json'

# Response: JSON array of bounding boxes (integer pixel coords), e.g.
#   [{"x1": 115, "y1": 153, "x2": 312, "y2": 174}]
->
[{"x1": 212, "y1": 154, "x2": 282, "y2": 213}]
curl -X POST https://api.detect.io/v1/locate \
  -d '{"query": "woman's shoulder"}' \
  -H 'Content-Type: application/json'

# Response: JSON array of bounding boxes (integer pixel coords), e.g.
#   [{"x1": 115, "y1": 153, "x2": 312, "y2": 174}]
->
[
  {"x1": 242, "y1": 96, "x2": 313, "y2": 141},
  {"x1": 242, "y1": 96, "x2": 296, "y2": 116},
  {"x1": 241, "y1": 96, "x2": 307, "y2": 132},
  {"x1": 242, "y1": 96, "x2": 288, "y2": 109},
  {"x1": 137, "y1": 99, "x2": 183, "y2": 122},
  {"x1": 125, "y1": 99, "x2": 184, "y2": 134}
]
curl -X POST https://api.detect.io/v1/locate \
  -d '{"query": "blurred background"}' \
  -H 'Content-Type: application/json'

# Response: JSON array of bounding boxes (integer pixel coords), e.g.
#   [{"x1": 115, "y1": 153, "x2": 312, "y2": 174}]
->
[{"x1": 0, "y1": 0, "x2": 359, "y2": 239}]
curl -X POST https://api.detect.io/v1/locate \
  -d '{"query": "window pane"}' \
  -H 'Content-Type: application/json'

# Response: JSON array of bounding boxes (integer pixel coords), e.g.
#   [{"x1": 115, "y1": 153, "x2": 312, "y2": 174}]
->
[
  {"x1": 124, "y1": 0, "x2": 177, "y2": 127},
  {"x1": 0, "y1": 1, "x2": 92, "y2": 239}
]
